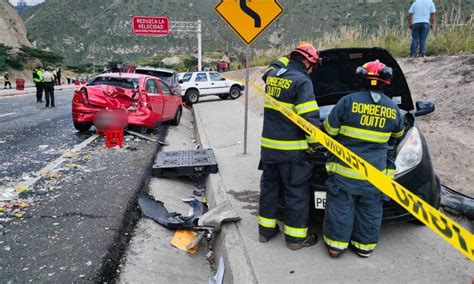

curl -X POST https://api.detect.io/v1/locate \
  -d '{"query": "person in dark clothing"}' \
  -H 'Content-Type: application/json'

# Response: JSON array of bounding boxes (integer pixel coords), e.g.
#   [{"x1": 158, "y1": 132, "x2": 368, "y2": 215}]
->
[
  {"x1": 33, "y1": 67, "x2": 44, "y2": 102},
  {"x1": 322, "y1": 60, "x2": 405, "y2": 258},
  {"x1": 258, "y1": 42, "x2": 321, "y2": 250},
  {"x1": 4, "y1": 72, "x2": 12, "y2": 89},
  {"x1": 56, "y1": 66, "x2": 62, "y2": 85}
]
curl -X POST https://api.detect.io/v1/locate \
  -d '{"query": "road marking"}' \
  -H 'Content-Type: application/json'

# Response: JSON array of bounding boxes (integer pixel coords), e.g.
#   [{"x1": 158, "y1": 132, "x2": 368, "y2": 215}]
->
[
  {"x1": 15, "y1": 134, "x2": 99, "y2": 192},
  {"x1": 0, "y1": 112, "x2": 16, "y2": 118}
]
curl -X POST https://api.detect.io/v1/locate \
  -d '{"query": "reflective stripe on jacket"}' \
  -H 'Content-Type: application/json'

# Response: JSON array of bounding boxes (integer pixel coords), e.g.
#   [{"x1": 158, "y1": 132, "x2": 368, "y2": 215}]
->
[
  {"x1": 323, "y1": 90, "x2": 405, "y2": 195},
  {"x1": 261, "y1": 60, "x2": 320, "y2": 163}
]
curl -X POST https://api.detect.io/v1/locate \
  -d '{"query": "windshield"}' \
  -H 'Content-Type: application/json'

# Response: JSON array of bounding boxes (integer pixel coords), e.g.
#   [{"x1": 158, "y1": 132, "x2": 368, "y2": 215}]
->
[
  {"x1": 135, "y1": 70, "x2": 173, "y2": 84},
  {"x1": 88, "y1": 76, "x2": 139, "y2": 89}
]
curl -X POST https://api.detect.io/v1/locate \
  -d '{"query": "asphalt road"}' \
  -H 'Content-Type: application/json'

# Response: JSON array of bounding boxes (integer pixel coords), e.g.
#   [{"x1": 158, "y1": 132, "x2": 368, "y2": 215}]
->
[
  {"x1": 0, "y1": 91, "x2": 164, "y2": 282},
  {"x1": 0, "y1": 90, "x2": 85, "y2": 181}
]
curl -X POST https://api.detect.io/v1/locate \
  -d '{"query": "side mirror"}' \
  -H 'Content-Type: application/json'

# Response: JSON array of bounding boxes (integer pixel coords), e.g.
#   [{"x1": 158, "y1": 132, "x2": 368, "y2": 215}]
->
[
  {"x1": 179, "y1": 79, "x2": 184, "y2": 84},
  {"x1": 415, "y1": 100, "x2": 435, "y2": 117},
  {"x1": 220, "y1": 77, "x2": 226, "y2": 81}
]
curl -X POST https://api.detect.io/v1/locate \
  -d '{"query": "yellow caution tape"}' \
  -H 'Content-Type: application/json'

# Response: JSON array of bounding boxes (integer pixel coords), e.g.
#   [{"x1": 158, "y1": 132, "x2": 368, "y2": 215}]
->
[
  {"x1": 230, "y1": 74, "x2": 473, "y2": 260},
  {"x1": 16, "y1": 187, "x2": 28, "y2": 193},
  {"x1": 262, "y1": 93, "x2": 474, "y2": 261}
]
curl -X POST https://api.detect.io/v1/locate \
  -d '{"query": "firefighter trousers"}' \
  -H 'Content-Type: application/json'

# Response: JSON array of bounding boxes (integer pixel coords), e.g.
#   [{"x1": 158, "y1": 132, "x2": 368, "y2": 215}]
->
[
  {"x1": 259, "y1": 160, "x2": 313, "y2": 243},
  {"x1": 322, "y1": 182, "x2": 384, "y2": 254}
]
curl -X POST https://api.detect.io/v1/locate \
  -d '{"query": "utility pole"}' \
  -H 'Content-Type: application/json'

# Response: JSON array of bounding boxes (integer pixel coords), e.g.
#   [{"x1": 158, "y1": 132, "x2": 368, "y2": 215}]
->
[{"x1": 197, "y1": 20, "x2": 202, "y2": 71}]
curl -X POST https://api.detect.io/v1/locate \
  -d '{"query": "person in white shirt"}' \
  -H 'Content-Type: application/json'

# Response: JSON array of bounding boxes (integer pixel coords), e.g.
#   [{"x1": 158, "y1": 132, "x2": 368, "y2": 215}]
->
[
  {"x1": 408, "y1": 0, "x2": 436, "y2": 58},
  {"x1": 42, "y1": 67, "x2": 56, "y2": 107}
]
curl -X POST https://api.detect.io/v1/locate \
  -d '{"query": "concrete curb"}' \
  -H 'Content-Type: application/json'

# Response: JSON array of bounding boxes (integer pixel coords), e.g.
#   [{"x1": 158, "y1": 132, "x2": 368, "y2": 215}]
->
[{"x1": 193, "y1": 105, "x2": 258, "y2": 284}]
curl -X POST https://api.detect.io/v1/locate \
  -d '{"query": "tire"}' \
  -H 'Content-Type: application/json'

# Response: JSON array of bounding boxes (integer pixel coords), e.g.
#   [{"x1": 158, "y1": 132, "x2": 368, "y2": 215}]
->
[
  {"x1": 218, "y1": 94, "x2": 229, "y2": 100},
  {"x1": 185, "y1": 89, "x2": 200, "y2": 104},
  {"x1": 170, "y1": 107, "x2": 182, "y2": 126},
  {"x1": 74, "y1": 122, "x2": 92, "y2": 132},
  {"x1": 229, "y1": 86, "x2": 241, "y2": 100}
]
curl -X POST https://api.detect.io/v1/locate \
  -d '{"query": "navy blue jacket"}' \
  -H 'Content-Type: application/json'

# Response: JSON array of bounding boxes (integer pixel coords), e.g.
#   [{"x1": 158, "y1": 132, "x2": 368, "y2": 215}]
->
[
  {"x1": 261, "y1": 60, "x2": 320, "y2": 163},
  {"x1": 323, "y1": 90, "x2": 405, "y2": 195}
]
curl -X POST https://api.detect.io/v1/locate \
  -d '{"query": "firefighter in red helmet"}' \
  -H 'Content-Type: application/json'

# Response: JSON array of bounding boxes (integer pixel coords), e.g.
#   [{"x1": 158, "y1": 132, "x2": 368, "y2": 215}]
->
[
  {"x1": 258, "y1": 42, "x2": 321, "y2": 250},
  {"x1": 322, "y1": 60, "x2": 405, "y2": 258}
]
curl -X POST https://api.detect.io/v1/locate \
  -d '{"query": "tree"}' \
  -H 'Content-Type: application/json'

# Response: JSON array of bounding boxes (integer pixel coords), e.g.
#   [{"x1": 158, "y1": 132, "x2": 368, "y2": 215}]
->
[{"x1": 18, "y1": 45, "x2": 64, "y2": 66}]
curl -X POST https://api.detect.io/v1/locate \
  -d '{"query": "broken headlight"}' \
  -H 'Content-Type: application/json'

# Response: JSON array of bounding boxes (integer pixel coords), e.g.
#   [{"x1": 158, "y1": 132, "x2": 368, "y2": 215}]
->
[{"x1": 395, "y1": 126, "x2": 423, "y2": 175}]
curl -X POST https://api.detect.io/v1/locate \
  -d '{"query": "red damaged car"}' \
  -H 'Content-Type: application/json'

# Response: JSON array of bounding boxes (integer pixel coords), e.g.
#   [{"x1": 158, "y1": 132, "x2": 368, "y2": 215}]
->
[{"x1": 72, "y1": 73, "x2": 183, "y2": 132}]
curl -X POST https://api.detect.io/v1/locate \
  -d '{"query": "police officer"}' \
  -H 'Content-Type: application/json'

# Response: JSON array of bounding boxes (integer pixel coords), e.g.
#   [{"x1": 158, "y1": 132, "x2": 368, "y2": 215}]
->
[
  {"x1": 322, "y1": 60, "x2": 405, "y2": 258},
  {"x1": 42, "y1": 67, "x2": 55, "y2": 107},
  {"x1": 33, "y1": 66, "x2": 44, "y2": 102},
  {"x1": 258, "y1": 42, "x2": 321, "y2": 250}
]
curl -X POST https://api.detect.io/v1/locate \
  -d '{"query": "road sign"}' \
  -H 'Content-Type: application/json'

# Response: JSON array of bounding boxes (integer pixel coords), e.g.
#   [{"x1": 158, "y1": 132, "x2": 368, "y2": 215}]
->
[
  {"x1": 215, "y1": 0, "x2": 283, "y2": 45},
  {"x1": 132, "y1": 16, "x2": 169, "y2": 36}
]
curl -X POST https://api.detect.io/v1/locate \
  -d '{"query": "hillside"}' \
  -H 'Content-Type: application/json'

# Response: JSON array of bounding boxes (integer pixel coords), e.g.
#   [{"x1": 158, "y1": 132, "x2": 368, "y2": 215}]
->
[
  {"x1": 0, "y1": 0, "x2": 30, "y2": 47},
  {"x1": 21, "y1": 0, "x2": 473, "y2": 65}
]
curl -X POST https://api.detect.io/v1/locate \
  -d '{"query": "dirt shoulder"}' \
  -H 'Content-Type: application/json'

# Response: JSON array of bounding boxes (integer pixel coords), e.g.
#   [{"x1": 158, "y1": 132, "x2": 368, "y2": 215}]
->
[{"x1": 224, "y1": 54, "x2": 474, "y2": 197}]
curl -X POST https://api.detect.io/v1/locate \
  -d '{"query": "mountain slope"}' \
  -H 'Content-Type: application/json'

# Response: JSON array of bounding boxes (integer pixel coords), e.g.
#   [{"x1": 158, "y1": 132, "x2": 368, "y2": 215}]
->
[
  {"x1": 21, "y1": 0, "x2": 473, "y2": 65},
  {"x1": 0, "y1": 0, "x2": 31, "y2": 47}
]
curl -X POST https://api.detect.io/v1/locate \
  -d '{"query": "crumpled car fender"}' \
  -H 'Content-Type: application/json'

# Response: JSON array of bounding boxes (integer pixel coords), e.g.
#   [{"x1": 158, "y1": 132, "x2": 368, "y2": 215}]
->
[{"x1": 138, "y1": 192, "x2": 208, "y2": 230}]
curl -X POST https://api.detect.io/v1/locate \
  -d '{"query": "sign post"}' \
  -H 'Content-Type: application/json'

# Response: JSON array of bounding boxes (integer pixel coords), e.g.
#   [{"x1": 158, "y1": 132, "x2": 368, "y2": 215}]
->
[
  {"x1": 215, "y1": 0, "x2": 283, "y2": 154},
  {"x1": 243, "y1": 48, "x2": 250, "y2": 154}
]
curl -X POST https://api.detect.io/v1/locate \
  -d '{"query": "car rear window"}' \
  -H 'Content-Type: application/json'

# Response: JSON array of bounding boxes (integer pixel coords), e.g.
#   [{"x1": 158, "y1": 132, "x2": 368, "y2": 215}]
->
[
  {"x1": 88, "y1": 77, "x2": 139, "y2": 89},
  {"x1": 135, "y1": 69, "x2": 173, "y2": 84}
]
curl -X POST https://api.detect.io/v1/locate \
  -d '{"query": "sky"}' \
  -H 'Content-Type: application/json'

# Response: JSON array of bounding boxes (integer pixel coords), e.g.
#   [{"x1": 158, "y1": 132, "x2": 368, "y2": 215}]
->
[{"x1": 9, "y1": 0, "x2": 44, "y2": 5}]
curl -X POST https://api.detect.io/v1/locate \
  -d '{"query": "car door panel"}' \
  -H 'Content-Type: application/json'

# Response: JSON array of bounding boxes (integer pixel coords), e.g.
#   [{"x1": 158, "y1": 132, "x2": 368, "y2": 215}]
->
[
  {"x1": 145, "y1": 79, "x2": 165, "y2": 118},
  {"x1": 194, "y1": 72, "x2": 212, "y2": 95},
  {"x1": 157, "y1": 80, "x2": 176, "y2": 120},
  {"x1": 209, "y1": 72, "x2": 230, "y2": 94}
]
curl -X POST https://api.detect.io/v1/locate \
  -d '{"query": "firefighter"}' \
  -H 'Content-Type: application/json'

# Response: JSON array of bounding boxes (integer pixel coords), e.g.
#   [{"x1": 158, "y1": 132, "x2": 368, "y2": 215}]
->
[
  {"x1": 33, "y1": 66, "x2": 44, "y2": 102},
  {"x1": 322, "y1": 60, "x2": 405, "y2": 258},
  {"x1": 261, "y1": 55, "x2": 289, "y2": 82},
  {"x1": 258, "y1": 42, "x2": 321, "y2": 250}
]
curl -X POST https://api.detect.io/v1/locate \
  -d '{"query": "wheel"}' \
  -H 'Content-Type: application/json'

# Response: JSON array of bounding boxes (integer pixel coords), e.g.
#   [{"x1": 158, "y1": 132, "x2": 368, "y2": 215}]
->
[
  {"x1": 185, "y1": 89, "x2": 200, "y2": 104},
  {"x1": 218, "y1": 94, "x2": 229, "y2": 100},
  {"x1": 229, "y1": 86, "x2": 241, "y2": 100},
  {"x1": 170, "y1": 107, "x2": 182, "y2": 126},
  {"x1": 74, "y1": 122, "x2": 92, "y2": 132}
]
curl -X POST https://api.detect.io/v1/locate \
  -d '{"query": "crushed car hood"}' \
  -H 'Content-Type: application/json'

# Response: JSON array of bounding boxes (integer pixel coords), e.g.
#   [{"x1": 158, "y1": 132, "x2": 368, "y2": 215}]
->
[{"x1": 312, "y1": 48, "x2": 414, "y2": 111}]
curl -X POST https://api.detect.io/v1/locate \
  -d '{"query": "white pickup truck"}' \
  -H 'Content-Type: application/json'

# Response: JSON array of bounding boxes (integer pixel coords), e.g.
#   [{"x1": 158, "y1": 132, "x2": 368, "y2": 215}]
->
[{"x1": 179, "y1": 71, "x2": 244, "y2": 103}]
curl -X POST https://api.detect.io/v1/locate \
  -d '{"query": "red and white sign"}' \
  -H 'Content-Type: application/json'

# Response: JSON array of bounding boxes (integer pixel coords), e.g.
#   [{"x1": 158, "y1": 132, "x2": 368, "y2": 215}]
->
[{"x1": 132, "y1": 16, "x2": 169, "y2": 36}]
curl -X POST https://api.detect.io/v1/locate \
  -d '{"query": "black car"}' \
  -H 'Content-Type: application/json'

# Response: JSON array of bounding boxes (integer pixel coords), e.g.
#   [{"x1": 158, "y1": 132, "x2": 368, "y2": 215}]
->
[
  {"x1": 135, "y1": 67, "x2": 182, "y2": 97},
  {"x1": 308, "y1": 47, "x2": 441, "y2": 223}
]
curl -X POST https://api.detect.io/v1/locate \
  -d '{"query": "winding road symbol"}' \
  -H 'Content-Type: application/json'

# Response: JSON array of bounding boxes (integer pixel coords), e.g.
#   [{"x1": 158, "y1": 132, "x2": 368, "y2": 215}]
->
[
  {"x1": 240, "y1": 0, "x2": 261, "y2": 28},
  {"x1": 215, "y1": 0, "x2": 283, "y2": 45}
]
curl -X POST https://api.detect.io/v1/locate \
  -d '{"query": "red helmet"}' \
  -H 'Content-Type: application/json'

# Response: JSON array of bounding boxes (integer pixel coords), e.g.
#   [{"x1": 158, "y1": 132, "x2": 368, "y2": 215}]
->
[
  {"x1": 356, "y1": 60, "x2": 393, "y2": 86},
  {"x1": 290, "y1": 42, "x2": 319, "y2": 64}
]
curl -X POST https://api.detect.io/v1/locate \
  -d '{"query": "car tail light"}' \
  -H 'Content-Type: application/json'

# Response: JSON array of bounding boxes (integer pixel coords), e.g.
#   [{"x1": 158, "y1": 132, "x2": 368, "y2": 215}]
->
[{"x1": 73, "y1": 88, "x2": 88, "y2": 104}]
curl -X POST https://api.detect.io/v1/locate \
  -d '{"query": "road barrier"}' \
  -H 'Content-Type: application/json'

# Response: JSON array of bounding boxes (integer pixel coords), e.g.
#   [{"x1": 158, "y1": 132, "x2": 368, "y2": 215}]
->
[{"x1": 227, "y1": 74, "x2": 474, "y2": 261}]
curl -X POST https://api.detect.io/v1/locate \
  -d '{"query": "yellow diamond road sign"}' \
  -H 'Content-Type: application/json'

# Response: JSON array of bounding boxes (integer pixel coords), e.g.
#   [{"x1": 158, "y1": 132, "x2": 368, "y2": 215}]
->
[{"x1": 215, "y1": 0, "x2": 283, "y2": 45}]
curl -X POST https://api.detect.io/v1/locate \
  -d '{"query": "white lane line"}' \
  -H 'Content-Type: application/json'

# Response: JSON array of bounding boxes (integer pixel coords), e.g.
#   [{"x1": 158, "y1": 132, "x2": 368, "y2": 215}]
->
[
  {"x1": 0, "y1": 112, "x2": 16, "y2": 118},
  {"x1": 15, "y1": 134, "x2": 99, "y2": 191}
]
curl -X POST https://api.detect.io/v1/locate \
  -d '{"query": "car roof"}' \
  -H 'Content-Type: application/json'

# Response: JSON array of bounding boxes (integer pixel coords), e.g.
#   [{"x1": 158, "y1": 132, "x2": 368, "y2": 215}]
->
[
  {"x1": 312, "y1": 47, "x2": 414, "y2": 111},
  {"x1": 97, "y1": 72, "x2": 150, "y2": 79},
  {"x1": 135, "y1": 66, "x2": 176, "y2": 74}
]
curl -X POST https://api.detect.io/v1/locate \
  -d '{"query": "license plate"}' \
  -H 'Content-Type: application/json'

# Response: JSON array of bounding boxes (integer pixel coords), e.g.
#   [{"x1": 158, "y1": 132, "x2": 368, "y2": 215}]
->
[{"x1": 314, "y1": 191, "x2": 326, "y2": 209}]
